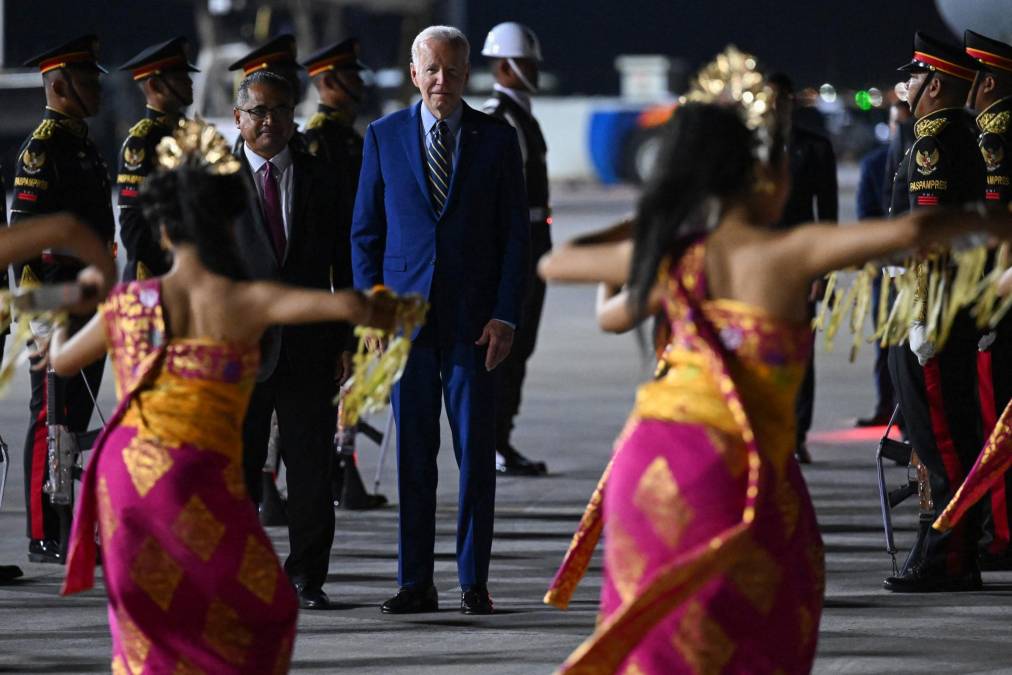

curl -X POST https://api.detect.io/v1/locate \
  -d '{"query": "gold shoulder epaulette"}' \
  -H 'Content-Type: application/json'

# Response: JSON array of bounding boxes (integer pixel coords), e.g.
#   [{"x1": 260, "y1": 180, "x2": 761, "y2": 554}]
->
[
  {"x1": 978, "y1": 110, "x2": 1010, "y2": 135},
  {"x1": 305, "y1": 112, "x2": 329, "y2": 130},
  {"x1": 915, "y1": 116, "x2": 950, "y2": 139},
  {"x1": 129, "y1": 118, "x2": 156, "y2": 138},
  {"x1": 31, "y1": 119, "x2": 58, "y2": 141}
]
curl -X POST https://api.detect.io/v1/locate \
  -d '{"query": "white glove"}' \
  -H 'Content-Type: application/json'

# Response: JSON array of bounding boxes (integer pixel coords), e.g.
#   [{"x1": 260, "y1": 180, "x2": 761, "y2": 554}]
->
[{"x1": 909, "y1": 322, "x2": 935, "y2": 366}]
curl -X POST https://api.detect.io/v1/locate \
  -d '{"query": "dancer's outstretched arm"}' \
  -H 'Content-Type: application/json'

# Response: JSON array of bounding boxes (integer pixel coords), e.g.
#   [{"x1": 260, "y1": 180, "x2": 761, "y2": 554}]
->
[
  {"x1": 781, "y1": 207, "x2": 1012, "y2": 282},
  {"x1": 238, "y1": 282, "x2": 397, "y2": 334},
  {"x1": 0, "y1": 212, "x2": 115, "y2": 293}
]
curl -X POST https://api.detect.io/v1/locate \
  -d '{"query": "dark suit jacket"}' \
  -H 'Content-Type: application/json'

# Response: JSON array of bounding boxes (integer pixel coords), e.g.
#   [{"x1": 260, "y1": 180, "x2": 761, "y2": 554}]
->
[
  {"x1": 234, "y1": 145, "x2": 353, "y2": 384},
  {"x1": 777, "y1": 126, "x2": 838, "y2": 228},
  {"x1": 350, "y1": 102, "x2": 529, "y2": 343}
]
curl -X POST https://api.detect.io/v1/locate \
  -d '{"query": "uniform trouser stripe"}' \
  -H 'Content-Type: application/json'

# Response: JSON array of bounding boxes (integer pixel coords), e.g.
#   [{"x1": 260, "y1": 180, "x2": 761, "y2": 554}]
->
[
  {"x1": 923, "y1": 358, "x2": 967, "y2": 573},
  {"x1": 28, "y1": 386, "x2": 47, "y2": 540},
  {"x1": 977, "y1": 350, "x2": 1010, "y2": 552}
]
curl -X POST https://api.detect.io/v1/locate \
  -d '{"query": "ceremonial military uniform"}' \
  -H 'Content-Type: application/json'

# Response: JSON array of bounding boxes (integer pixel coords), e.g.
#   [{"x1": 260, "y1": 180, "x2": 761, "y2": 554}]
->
[
  {"x1": 228, "y1": 34, "x2": 309, "y2": 155},
  {"x1": 965, "y1": 30, "x2": 1012, "y2": 563},
  {"x1": 11, "y1": 36, "x2": 112, "y2": 561},
  {"x1": 301, "y1": 37, "x2": 368, "y2": 191},
  {"x1": 482, "y1": 86, "x2": 551, "y2": 472},
  {"x1": 884, "y1": 33, "x2": 985, "y2": 591},
  {"x1": 116, "y1": 37, "x2": 199, "y2": 281}
]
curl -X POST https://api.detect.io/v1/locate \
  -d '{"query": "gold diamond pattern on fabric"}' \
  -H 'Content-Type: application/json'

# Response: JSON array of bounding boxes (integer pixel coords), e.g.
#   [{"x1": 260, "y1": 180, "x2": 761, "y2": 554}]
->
[
  {"x1": 619, "y1": 659, "x2": 648, "y2": 675},
  {"x1": 203, "y1": 598, "x2": 253, "y2": 666},
  {"x1": 633, "y1": 456, "x2": 693, "y2": 549},
  {"x1": 122, "y1": 436, "x2": 174, "y2": 498},
  {"x1": 272, "y1": 636, "x2": 293, "y2": 675},
  {"x1": 605, "y1": 520, "x2": 647, "y2": 603},
  {"x1": 111, "y1": 656, "x2": 128, "y2": 675},
  {"x1": 237, "y1": 535, "x2": 280, "y2": 604},
  {"x1": 798, "y1": 605, "x2": 814, "y2": 651},
  {"x1": 173, "y1": 657, "x2": 206, "y2": 675},
  {"x1": 97, "y1": 477, "x2": 118, "y2": 546},
  {"x1": 729, "y1": 540, "x2": 782, "y2": 614},
  {"x1": 130, "y1": 536, "x2": 183, "y2": 611},
  {"x1": 774, "y1": 478, "x2": 800, "y2": 539},
  {"x1": 172, "y1": 495, "x2": 226, "y2": 562},
  {"x1": 118, "y1": 609, "x2": 152, "y2": 673},
  {"x1": 706, "y1": 427, "x2": 747, "y2": 478},
  {"x1": 671, "y1": 600, "x2": 734, "y2": 675},
  {"x1": 223, "y1": 461, "x2": 247, "y2": 500}
]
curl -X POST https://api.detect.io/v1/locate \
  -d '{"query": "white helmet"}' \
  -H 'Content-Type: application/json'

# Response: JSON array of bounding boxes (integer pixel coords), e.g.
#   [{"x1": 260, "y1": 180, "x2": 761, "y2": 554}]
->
[{"x1": 481, "y1": 22, "x2": 542, "y2": 62}]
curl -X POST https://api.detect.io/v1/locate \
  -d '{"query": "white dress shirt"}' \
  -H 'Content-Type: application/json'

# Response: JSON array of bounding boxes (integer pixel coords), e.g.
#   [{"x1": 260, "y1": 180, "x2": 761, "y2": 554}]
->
[{"x1": 243, "y1": 143, "x2": 294, "y2": 247}]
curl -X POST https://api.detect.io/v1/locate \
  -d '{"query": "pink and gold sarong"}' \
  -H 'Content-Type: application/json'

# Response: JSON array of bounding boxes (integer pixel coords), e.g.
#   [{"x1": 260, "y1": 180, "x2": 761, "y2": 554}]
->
[
  {"x1": 547, "y1": 242, "x2": 825, "y2": 674},
  {"x1": 63, "y1": 279, "x2": 297, "y2": 674},
  {"x1": 935, "y1": 402, "x2": 1012, "y2": 534}
]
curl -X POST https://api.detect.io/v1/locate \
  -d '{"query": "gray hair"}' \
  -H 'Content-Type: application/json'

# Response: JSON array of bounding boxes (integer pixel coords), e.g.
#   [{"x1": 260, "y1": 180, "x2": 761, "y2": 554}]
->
[
  {"x1": 410, "y1": 25, "x2": 470, "y2": 64},
  {"x1": 235, "y1": 70, "x2": 293, "y2": 108}
]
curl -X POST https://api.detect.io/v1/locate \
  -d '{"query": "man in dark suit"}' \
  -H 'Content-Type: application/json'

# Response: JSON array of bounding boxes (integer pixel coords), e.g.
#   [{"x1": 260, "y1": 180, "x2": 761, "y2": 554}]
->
[
  {"x1": 232, "y1": 70, "x2": 353, "y2": 610},
  {"x1": 768, "y1": 72, "x2": 838, "y2": 464},
  {"x1": 351, "y1": 25, "x2": 529, "y2": 615}
]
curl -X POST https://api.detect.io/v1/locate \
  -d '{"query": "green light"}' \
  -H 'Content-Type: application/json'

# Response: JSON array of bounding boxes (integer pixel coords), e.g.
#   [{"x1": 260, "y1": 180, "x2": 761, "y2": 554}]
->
[{"x1": 854, "y1": 90, "x2": 872, "y2": 111}]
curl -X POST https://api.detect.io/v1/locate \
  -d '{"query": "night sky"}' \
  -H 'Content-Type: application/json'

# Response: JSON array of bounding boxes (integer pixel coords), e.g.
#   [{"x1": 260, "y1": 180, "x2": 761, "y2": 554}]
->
[{"x1": 4, "y1": 1, "x2": 956, "y2": 93}]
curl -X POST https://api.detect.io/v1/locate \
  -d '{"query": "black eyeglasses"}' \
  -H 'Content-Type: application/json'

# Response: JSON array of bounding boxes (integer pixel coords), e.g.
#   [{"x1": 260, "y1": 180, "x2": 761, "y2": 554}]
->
[{"x1": 236, "y1": 104, "x2": 295, "y2": 121}]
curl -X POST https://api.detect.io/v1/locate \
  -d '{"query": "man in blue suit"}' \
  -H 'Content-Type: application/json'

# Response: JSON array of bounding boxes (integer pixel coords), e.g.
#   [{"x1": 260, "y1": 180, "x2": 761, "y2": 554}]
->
[{"x1": 351, "y1": 25, "x2": 529, "y2": 615}]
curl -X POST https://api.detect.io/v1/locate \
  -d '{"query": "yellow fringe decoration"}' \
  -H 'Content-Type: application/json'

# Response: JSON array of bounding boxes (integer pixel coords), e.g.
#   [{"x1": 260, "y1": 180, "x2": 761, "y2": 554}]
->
[
  {"x1": 337, "y1": 290, "x2": 429, "y2": 428},
  {"x1": 815, "y1": 244, "x2": 1008, "y2": 359},
  {"x1": 0, "y1": 291, "x2": 65, "y2": 397}
]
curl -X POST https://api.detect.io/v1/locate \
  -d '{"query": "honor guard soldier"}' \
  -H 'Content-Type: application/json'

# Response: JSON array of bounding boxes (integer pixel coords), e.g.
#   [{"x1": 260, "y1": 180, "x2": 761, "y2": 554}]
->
[
  {"x1": 481, "y1": 22, "x2": 551, "y2": 476},
  {"x1": 302, "y1": 37, "x2": 368, "y2": 186},
  {"x1": 117, "y1": 37, "x2": 199, "y2": 281},
  {"x1": 302, "y1": 37, "x2": 385, "y2": 509},
  {"x1": 228, "y1": 34, "x2": 308, "y2": 154},
  {"x1": 964, "y1": 29, "x2": 1012, "y2": 569},
  {"x1": 884, "y1": 32, "x2": 986, "y2": 593},
  {"x1": 12, "y1": 35, "x2": 113, "y2": 564}
]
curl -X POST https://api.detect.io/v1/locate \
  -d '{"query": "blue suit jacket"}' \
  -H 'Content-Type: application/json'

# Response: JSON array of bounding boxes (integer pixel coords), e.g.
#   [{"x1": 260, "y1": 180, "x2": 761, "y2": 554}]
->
[{"x1": 351, "y1": 101, "x2": 530, "y2": 342}]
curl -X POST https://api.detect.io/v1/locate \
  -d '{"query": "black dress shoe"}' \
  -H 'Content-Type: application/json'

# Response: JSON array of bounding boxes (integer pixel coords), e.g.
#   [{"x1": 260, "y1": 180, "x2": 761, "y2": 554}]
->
[
  {"x1": 883, "y1": 563, "x2": 982, "y2": 593},
  {"x1": 294, "y1": 584, "x2": 331, "y2": 610},
  {"x1": 28, "y1": 539, "x2": 64, "y2": 565},
  {"x1": 856, "y1": 412, "x2": 892, "y2": 427},
  {"x1": 461, "y1": 586, "x2": 494, "y2": 615},
  {"x1": 496, "y1": 447, "x2": 548, "y2": 476},
  {"x1": 0, "y1": 565, "x2": 24, "y2": 584},
  {"x1": 381, "y1": 585, "x2": 438, "y2": 614}
]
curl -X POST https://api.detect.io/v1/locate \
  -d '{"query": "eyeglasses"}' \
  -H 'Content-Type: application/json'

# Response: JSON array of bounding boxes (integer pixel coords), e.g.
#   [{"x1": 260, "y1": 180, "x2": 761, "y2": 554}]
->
[{"x1": 236, "y1": 104, "x2": 295, "y2": 121}]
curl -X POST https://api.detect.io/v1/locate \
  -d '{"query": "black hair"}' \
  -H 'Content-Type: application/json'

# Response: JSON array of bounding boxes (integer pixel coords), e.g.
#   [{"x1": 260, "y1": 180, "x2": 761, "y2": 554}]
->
[
  {"x1": 628, "y1": 103, "x2": 757, "y2": 317},
  {"x1": 236, "y1": 70, "x2": 294, "y2": 108},
  {"x1": 139, "y1": 164, "x2": 250, "y2": 280}
]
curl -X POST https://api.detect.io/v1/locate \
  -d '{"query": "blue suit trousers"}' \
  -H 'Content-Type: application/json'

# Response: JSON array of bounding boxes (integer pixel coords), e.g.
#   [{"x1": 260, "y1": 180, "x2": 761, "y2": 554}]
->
[{"x1": 390, "y1": 328, "x2": 496, "y2": 591}]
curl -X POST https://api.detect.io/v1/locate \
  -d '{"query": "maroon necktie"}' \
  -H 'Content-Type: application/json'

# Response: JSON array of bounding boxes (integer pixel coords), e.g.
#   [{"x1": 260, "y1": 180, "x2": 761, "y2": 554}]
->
[{"x1": 262, "y1": 160, "x2": 286, "y2": 261}]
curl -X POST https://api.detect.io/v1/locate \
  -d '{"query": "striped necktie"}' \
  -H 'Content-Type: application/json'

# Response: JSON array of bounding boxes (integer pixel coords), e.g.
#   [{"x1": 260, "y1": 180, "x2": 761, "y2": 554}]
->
[{"x1": 427, "y1": 120, "x2": 452, "y2": 213}]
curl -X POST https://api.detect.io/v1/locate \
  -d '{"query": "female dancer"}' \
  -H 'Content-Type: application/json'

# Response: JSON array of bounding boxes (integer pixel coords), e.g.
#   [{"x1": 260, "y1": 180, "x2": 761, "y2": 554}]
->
[
  {"x1": 539, "y1": 49, "x2": 1010, "y2": 675},
  {"x1": 49, "y1": 125, "x2": 397, "y2": 675}
]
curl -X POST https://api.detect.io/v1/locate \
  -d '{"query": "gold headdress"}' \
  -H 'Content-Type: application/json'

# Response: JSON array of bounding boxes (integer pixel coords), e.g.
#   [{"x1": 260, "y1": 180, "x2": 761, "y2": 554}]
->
[
  {"x1": 156, "y1": 118, "x2": 240, "y2": 174},
  {"x1": 680, "y1": 46, "x2": 787, "y2": 163}
]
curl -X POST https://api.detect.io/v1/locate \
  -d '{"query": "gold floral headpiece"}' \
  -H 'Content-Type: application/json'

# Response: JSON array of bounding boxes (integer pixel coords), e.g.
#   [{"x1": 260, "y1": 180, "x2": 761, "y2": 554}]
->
[
  {"x1": 156, "y1": 118, "x2": 240, "y2": 175},
  {"x1": 680, "y1": 46, "x2": 787, "y2": 163}
]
